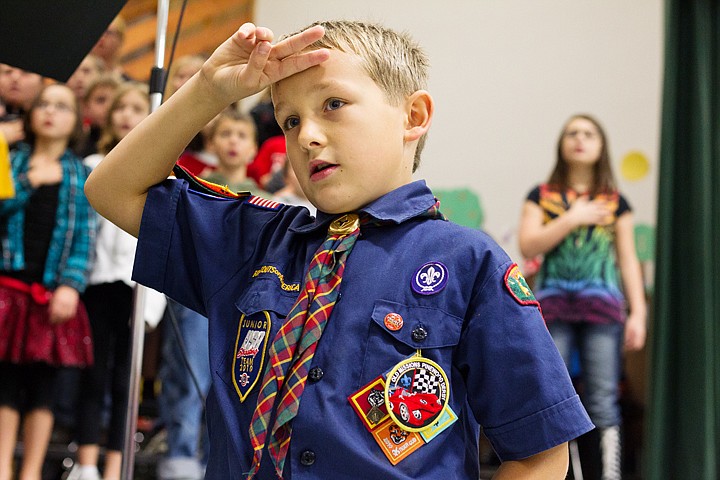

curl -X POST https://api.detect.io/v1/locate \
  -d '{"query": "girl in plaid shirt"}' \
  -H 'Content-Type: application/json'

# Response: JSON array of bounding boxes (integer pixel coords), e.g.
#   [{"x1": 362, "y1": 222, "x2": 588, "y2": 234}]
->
[{"x1": 0, "y1": 83, "x2": 95, "y2": 480}]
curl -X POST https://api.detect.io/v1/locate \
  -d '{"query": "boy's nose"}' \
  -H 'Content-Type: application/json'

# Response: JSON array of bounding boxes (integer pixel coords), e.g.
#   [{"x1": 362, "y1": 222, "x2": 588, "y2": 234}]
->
[{"x1": 297, "y1": 120, "x2": 325, "y2": 150}]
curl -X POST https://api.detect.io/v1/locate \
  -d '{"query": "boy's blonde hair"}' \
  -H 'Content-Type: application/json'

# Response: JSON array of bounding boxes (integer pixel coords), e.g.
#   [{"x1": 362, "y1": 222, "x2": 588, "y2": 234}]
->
[{"x1": 282, "y1": 20, "x2": 430, "y2": 172}]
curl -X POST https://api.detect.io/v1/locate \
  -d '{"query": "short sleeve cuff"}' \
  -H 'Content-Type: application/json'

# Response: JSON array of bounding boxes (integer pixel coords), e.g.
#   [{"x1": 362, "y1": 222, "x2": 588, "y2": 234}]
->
[
  {"x1": 484, "y1": 394, "x2": 594, "y2": 461},
  {"x1": 132, "y1": 179, "x2": 181, "y2": 292}
]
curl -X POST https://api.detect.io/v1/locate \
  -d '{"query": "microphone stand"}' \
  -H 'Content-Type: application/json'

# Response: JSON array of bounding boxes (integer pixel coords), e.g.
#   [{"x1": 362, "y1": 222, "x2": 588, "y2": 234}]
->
[{"x1": 121, "y1": 1, "x2": 169, "y2": 477}]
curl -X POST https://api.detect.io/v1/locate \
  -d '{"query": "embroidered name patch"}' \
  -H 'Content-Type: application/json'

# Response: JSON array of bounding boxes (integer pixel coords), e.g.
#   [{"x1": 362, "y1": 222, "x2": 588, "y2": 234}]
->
[
  {"x1": 504, "y1": 263, "x2": 540, "y2": 308},
  {"x1": 233, "y1": 312, "x2": 271, "y2": 402},
  {"x1": 252, "y1": 265, "x2": 300, "y2": 292}
]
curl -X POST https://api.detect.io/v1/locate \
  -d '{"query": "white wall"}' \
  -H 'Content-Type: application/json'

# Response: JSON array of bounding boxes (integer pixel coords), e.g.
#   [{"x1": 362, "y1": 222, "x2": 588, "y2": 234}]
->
[{"x1": 254, "y1": 0, "x2": 663, "y2": 261}]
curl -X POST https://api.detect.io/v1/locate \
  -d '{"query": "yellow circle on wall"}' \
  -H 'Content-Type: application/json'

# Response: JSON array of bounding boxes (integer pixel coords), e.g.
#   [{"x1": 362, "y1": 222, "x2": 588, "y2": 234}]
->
[{"x1": 620, "y1": 151, "x2": 650, "y2": 181}]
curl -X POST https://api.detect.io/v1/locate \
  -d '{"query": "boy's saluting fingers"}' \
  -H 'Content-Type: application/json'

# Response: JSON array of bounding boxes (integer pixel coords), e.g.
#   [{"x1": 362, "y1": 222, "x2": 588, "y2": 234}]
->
[
  {"x1": 202, "y1": 23, "x2": 329, "y2": 104},
  {"x1": 269, "y1": 25, "x2": 326, "y2": 62}
]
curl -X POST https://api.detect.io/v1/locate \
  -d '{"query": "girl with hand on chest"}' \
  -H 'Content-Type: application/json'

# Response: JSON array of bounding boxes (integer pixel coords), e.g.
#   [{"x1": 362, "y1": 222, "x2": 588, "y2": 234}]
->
[
  {"x1": 0, "y1": 83, "x2": 95, "y2": 480},
  {"x1": 518, "y1": 114, "x2": 647, "y2": 480}
]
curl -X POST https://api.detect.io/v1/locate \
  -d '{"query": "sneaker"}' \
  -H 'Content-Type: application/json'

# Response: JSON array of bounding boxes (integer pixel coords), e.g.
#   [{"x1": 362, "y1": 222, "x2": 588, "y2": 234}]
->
[{"x1": 64, "y1": 464, "x2": 102, "y2": 480}]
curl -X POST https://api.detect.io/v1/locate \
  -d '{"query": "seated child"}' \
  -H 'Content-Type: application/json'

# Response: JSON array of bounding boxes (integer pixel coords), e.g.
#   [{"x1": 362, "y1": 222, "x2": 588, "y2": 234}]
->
[{"x1": 85, "y1": 20, "x2": 593, "y2": 480}]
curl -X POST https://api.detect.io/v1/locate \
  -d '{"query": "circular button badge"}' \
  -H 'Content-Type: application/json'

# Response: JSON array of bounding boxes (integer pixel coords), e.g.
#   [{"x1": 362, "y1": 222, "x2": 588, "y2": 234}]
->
[
  {"x1": 411, "y1": 262, "x2": 448, "y2": 295},
  {"x1": 384, "y1": 355, "x2": 449, "y2": 432},
  {"x1": 384, "y1": 313, "x2": 404, "y2": 331}
]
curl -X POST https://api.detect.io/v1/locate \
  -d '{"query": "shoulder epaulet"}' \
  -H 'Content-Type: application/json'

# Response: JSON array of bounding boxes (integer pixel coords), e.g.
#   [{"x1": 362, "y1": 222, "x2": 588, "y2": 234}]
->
[{"x1": 172, "y1": 164, "x2": 250, "y2": 199}]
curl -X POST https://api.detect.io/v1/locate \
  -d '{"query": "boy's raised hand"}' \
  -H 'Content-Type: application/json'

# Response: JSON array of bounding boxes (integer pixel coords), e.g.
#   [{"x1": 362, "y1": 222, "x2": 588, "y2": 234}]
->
[
  {"x1": 200, "y1": 23, "x2": 329, "y2": 105},
  {"x1": 86, "y1": 23, "x2": 328, "y2": 238}
]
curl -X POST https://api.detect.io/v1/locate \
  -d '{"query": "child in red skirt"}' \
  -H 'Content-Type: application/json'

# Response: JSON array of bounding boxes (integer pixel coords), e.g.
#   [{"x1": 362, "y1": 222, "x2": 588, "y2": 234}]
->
[{"x1": 0, "y1": 84, "x2": 96, "y2": 480}]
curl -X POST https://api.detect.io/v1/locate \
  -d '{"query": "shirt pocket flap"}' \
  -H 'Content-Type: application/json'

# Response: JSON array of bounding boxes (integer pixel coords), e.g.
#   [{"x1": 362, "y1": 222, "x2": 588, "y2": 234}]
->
[
  {"x1": 234, "y1": 278, "x2": 298, "y2": 317},
  {"x1": 370, "y1": 299, "x2": 463, "y2": 349}
]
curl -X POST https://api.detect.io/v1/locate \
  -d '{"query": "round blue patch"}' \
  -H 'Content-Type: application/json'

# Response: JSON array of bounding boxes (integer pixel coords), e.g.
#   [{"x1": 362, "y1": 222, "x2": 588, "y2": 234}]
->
[{"x1": 412, "y1": 262, "x2": 448, "y2": 295}]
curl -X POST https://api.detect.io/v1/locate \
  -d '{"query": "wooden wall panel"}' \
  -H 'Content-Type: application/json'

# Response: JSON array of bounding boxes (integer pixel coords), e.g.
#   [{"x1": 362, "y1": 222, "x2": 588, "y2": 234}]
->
[{"x1": 118, "y1": 0, "x2": 253, "y2": 81}]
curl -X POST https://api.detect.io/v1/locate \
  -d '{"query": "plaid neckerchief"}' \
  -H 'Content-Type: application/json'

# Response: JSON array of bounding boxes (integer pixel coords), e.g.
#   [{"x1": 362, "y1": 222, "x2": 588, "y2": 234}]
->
[{"x1": 248, "y1": 203, "x2": 444, "y2": 479}]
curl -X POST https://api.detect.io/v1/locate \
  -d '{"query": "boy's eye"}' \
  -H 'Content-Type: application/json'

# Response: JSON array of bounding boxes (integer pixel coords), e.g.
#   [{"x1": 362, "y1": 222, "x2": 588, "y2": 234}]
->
[
  {"x1": 325, "y1": 98, "x2": 345, "y2": 111},
  {"x1": 282, "y1": 117, "x2": 300, "y2": 131}
]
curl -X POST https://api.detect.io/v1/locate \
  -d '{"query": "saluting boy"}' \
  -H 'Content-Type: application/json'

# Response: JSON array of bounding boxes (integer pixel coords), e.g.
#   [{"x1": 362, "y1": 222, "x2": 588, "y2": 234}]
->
[{"x1": 86, "y1": 20, "x2": 593, "y2": 480}]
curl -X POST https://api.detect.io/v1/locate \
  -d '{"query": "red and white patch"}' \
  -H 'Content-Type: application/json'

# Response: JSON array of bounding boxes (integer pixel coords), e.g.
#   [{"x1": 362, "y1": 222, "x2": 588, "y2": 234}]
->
[{"x1": 247, "y1": 196, "x2": 281, "y2": 210}]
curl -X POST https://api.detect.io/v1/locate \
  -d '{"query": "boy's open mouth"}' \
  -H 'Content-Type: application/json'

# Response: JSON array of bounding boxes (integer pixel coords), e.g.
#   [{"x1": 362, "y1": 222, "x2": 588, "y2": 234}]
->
[{"x1": 309, "y1": 160, "x2": 336, "y2": 176}]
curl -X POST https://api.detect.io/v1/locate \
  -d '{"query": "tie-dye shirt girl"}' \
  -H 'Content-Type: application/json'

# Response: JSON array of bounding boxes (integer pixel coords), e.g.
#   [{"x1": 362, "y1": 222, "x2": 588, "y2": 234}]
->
[{"x1": 527, "y1": 184, "x2": 631, "y2": 324}]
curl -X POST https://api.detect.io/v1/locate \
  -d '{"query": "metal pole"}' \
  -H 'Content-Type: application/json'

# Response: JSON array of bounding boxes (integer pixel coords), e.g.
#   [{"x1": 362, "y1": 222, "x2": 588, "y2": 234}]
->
[
  {"x1": 120, "y1": 285, "x2": 146, "y2": 479},
  {"x1": 149, "y1": 0, "x2": 170, "y2": 113},
  {"x1": 121, "y1": 1, "x2": 169, "y2": 478}
]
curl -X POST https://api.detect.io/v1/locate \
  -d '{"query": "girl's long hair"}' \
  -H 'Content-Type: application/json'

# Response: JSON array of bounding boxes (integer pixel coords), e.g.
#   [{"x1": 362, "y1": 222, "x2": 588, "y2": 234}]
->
[{"x1": 547, "y1": 114, "x2": 616, "y2": 195}]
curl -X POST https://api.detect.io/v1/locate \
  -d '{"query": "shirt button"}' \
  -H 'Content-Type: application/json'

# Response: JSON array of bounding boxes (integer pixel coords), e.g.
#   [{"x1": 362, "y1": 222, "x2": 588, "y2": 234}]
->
[
  {"x1": 300, "y1": 450, "x2": 316, "y2": 466},
  {"x1": 308, "y1": 366, "x2": 324, "y2": 382},
  {"x1": 411, "y1": 326, "x2": 428, "y2": 342}
]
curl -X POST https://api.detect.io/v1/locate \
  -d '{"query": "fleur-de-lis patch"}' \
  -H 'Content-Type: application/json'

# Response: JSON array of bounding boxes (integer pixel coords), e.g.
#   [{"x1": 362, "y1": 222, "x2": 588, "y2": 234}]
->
[{"x1": 411, "y1": 261, "x2": 448, "y2": 295}]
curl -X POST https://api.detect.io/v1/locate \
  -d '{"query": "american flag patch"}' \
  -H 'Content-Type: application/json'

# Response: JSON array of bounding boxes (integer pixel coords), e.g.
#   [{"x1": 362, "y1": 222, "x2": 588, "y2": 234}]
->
[{"x1": 247, "y1": 196, "x2": 281, "y2": 210}]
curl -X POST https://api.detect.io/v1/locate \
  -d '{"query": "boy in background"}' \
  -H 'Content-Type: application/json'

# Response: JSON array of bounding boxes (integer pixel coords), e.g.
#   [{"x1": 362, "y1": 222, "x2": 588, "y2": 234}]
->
[
  {"x1": 85, "y1": 20, "x2": 593, "y2": 479},
  {"x1": 201, "y1": 109, "x2": 268, "y2": 197}
]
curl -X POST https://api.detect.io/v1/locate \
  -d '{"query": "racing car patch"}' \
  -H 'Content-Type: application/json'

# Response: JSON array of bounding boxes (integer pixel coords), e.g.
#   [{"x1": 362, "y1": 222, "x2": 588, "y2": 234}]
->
[{"x1": 384, "y1": 353, "x2": 449, "y2": 432}]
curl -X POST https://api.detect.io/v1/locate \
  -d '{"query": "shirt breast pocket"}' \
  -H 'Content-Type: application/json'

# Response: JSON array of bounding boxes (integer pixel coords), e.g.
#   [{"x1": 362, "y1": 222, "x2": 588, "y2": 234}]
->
[
  {"x1": 359, "y1": 299, "x2": 463, "y2": 387},
  {"x1": 217, "y1": 279, "x2": 298, "y2": 403}
]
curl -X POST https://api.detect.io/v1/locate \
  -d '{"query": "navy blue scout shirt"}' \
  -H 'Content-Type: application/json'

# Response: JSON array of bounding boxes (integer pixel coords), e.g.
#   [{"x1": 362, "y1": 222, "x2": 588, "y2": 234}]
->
[{"x1": 133, "y1": 179, "x2": 593, "y2": 480}]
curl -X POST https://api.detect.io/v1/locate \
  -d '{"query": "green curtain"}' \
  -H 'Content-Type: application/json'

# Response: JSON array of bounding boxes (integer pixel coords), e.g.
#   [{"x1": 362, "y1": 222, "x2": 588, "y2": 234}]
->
[{"x1": 645, "y1": 0, "x2": 720, "y2": 478}]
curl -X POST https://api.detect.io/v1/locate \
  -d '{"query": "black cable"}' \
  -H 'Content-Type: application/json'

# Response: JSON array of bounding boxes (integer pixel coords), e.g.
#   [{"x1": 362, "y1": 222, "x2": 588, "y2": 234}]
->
[
  {"x1": 149, "y1": 0, "x2": 205, "y2": 407},
  {"x1": 160, "y1": 0, "x2": 190, "y2": 101},
  {"x1": 153, "y1": 0, "x2": 205, "y2": 406},
  {"x1": 165, "y1": 298, "x2": 206, "y2": 407}
]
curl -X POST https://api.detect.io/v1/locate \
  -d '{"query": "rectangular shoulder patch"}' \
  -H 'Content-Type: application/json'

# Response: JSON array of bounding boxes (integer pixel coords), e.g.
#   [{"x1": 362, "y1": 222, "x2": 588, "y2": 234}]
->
[{"x1": 246, "y1": 196, "x2": 281, "y2": 210}]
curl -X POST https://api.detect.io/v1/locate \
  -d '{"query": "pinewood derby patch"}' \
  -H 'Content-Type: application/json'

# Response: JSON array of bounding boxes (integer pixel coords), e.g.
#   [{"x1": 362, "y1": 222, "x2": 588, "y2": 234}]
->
[
  {"x1": 232, "y1": 312, "x2": 271, "y2": 402},
  {"x1": 384, "y1": 354, "x2": 449, "y2": 432}
]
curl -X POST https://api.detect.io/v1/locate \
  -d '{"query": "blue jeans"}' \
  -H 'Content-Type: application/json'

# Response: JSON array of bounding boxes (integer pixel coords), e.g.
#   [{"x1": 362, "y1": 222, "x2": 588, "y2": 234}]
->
[
  {"x1": 547, "y1": 322, "x2": 623, "y2": 428},
  {"x1": 157, "y1": 299, "x2": 212, "y2": 480}
]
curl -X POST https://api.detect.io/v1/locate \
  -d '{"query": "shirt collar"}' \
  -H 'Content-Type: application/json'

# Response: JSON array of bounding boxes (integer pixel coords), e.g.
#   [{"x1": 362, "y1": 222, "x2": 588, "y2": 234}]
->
[{"x1": 290, "y1": 180, "x2": 437, "y2": 234}]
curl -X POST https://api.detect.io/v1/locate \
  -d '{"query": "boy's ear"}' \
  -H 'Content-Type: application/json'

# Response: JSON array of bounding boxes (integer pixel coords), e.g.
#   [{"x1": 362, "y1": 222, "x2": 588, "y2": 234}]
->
[{"x1": 404, "y1": 90, "x2": 433, "y2": 142}]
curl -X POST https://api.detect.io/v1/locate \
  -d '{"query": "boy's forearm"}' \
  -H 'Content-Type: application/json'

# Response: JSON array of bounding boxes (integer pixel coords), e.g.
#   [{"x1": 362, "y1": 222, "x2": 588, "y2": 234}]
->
[
  {"x1": 85, "y1": 73, "x2": 230, "y2": 236},
  {"x1": 492, "y1": 443, "x2": 569, "y2": 479}
]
